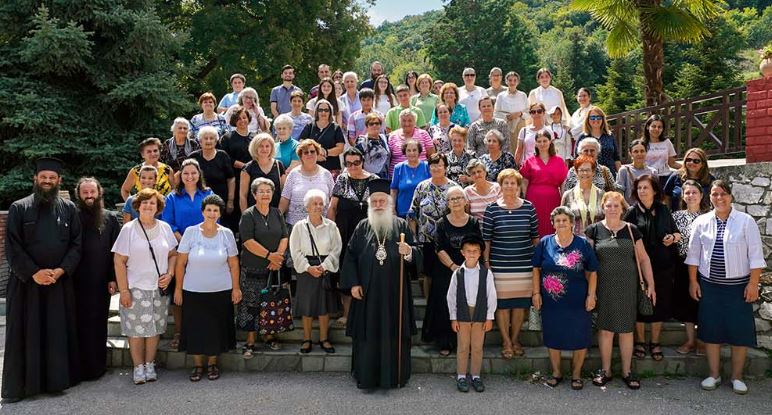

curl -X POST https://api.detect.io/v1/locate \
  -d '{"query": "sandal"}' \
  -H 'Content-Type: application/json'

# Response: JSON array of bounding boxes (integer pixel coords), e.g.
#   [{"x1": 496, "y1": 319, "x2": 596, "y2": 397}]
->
[
  {"x1": 189, "y1": 366, "x2": 204, "y2": 382},
  {"x1": 633, "y1": 342, "x2": 647, "y2": 359},
  {"x1": 622, "y1": 372, "x2": 640, "y2": 390},
  {"x1": 592, "y1": 369, "x2": 612, "y2": 387},
  {"x1": 242, "y1": 344, "x2": 255, "y2": 359},
  {"x1": 207, "y1": 364, "x2": 220, "y2": 381},
  {"x1": 318, "y1": 339, "x2": 335, "y2": 354},
  {"x1": 571, "y1": 379, "x2": 584, "y2": 390},
  {"x1": 501, "y1": 347, "x2": 514, "y2": 360},
  {"x1": 544, "y1": 375, "x2": 563, "y2": 388},
  {"x1": 300, "y1": 339, "x2": 313, "y2": 354},
  {"x1": 336, "y1": 317, "x2": 348, "y2": 327},
  {"x1": 265, "y1": 340, "x2": 281, "y2": 351},
  {"x1": 169, "y1": 333, "x2": 181, "y2": 351},
  {"x1": 439, "y1": 349, "x2": 452, "y2": 357},
  {"x1": 649, "y1": 342, "x2": 664, "y2": 362},
  {"x1": 512, "y1": 344, "x2": 525, "y2": 357},
  {"x1": 676, "y1": 343, "x2": 694, "y2": 355}
]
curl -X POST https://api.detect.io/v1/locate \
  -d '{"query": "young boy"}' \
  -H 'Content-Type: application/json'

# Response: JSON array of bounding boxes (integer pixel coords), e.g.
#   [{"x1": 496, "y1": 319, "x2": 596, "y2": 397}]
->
[{"x1": 447, "y1": 234, "x2": 497, "y2": 392}]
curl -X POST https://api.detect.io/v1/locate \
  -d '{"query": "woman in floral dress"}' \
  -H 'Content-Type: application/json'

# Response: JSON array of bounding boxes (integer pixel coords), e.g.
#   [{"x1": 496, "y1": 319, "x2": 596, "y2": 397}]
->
[{"x1": 532, "y1": 206, "x2": 598, "y2": 390}]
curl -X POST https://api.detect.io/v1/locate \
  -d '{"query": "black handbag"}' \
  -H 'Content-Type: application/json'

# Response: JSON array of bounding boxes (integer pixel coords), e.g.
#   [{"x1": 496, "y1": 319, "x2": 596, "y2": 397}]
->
[
  {"x1": 628, "y1": 224, "x2": 654, "y2": 316},
  {"x1": 306, "y1": 223, "x2": 333, "y2": 291},
  {"x1": 257, "y1": 270, "x2": 294, "y2": 335}
]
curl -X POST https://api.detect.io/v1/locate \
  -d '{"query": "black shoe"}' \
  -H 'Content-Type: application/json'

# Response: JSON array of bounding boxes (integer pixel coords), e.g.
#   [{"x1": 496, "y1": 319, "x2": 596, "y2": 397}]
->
[
  {"x1": 471, "y1": 377, "x2": 485, "y2": 392},
  {"x1": 456, "y1": 377, "x2": 470, "y2": 392},
  {"x1": 300, "y1": 339, "x2": 313, "y2": 354},
  {"x1": 1, "y1": 397, "x2": 22, "y2": 404},
  {"x1": 318, "y1": 339, "x2": 335, "y2": 354}
]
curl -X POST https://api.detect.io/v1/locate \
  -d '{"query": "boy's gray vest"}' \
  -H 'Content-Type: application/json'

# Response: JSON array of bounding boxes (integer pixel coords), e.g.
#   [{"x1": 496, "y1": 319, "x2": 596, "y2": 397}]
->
[{"x1": 456, "y1": 264, "x2": 489, "y2": 323}]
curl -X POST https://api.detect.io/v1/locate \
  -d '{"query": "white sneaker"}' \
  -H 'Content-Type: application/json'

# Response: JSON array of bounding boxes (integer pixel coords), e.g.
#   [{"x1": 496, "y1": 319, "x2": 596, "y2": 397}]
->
[
  {"x1": 731, "y1": 379, "x2": 748, "y2": 395},
  {"x1": 133, "y1": 364, "x2": 146, "y2": 385},
  {"x1": 700, "y1": 376, "x2": 721, "y2": 390},
  {"x1": 144, "y1": 362, "x2": 157, "y2": 382}
]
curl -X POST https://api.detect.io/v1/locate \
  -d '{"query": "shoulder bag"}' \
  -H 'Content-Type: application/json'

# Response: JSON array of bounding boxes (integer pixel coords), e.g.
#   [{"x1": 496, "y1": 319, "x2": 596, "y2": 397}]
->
[
  {"x1": 257, "y1": 269, "x2": 294, "y2": 335},
  {"x1": 306, "y1": 222, "x2": 333, "y2": 291},
  {"x1": 137, "y1": 220, "x2": 171, "y2": 296},
  {"x1": 628, "y1": 223, "x2": 654, "y2": 316}
]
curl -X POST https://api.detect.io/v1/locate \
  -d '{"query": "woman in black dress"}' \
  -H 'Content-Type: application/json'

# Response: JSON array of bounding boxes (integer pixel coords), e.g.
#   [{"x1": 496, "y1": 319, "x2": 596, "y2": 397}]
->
[
  {"x1": 239, "y1": 133, "x2": 286, "y2": 210},
  {"x1": 298, "y1": 99, "x2": 345, "y2": 177},
  {"x1": 220, "y1": 106, "x2": 255, "y2": 229},
  {"x1": 327, "y1": 148, "x2": 375, "y2": 326},
  {"x1": 425, "y1": 185, "x2": 482, "y2": 356},
  {"x1": 189, "y1": 126, "x2": 235, "y2": 214},
  {"x1": 623, "y1": 175, "x2": 681, "y2": 362}
]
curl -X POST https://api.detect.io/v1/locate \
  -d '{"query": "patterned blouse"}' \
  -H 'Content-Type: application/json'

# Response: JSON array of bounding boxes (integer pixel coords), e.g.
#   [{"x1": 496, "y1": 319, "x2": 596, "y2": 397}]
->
[
  {"x1": 408, "y1": 179, "x2": 459, "y2": 243},
  {"x1": 672, "y1": 210, "x2": 701, "y2": 258},
  {"x1": 190, "y1": 113, "x2": 230, "y2": 138},
  {"x1": 560, "y1": 185, "x2": 605, "y2": 235},
  {"x1": 479, "y1": 152, "x2": 517, "y2": 182},
  {"x1": 428, "y1": 123, "x2": 455, "y2": 153},
  {"x1": 444, "y1": 150, "x2": 474, "y2": 184}
]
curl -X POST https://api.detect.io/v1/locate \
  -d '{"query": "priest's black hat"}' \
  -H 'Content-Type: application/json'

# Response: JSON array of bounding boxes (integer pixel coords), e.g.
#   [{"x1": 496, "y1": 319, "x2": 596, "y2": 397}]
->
[
  {"x1": 367, "y1": 178, "x2": 390, "y2": 195},
  {"x1": 35, "y1": 157, "x2": 64, "y2": 175},
  {"x1": 460, "y1": 233, "x2": 485, "y2": 250}
]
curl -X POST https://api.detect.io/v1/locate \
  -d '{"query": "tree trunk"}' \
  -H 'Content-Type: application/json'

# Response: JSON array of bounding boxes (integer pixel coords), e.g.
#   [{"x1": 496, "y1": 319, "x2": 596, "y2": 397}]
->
[{"x1": 638, "y1": 1, "x2": 667, "y2": 107}]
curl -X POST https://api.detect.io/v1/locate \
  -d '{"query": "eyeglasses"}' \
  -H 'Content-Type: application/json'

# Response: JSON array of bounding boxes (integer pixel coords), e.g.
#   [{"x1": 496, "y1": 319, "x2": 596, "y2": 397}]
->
[
  {"x1": 684, "y1": 157, "x2": 703, "y2": 164},
  {"x1": 367, "y1": 122, "x2": 382, "y2": 126},
  {"x1": 448, "y1": 196, "x2": 465, "y2": 202},
  {"x1": 529, "y1": 109, "x2": 545, "y2": 115},
  {"x1": 254, "y1": 190, "x2": 273, "y2": 195},
  {"x1": 344, "y1": 160, "x2": 363, "y2": 167},
  {"x1": 588, "y1": 115, "x2": 603, "y2": 121},
  {"x1": 243, "y1": 96, "x2": 256, "y2": 101},
  {"x1": 301, "y1": 150, "x2": 317, "y2": 155},
  {"x1": 317, "y1": 108, "x2": 331, "y2": 113},
  {"x1": 577, "y1": 168, "x2": 593, "y2": 173}
]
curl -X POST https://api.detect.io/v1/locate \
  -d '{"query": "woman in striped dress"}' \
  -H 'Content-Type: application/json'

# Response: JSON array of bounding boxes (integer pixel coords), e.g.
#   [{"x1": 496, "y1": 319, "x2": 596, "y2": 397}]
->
[{"x1": 482, "y1": 168, "x2": 539, "y2": 358}]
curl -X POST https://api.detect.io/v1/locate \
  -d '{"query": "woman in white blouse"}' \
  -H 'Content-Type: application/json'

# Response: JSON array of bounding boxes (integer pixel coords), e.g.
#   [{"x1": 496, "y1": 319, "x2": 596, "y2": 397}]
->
[
  {"x1": 685, "y1": 180, "x2": 765, "y2": 395},
  {"x1": 642, "y1": 114, "x2": 681, "y2": 183},
  {"x1": 570, "y1": 88, "x2": 593, "y2": 139},
  {"x1": 527, "y1": 68, "x2": 569, "y2": 124},
  {"x1": 494, "y1": 71, "x2": 529, "y2": 154},
  {"x1": 174, "y1": 194, "x2": 241, "y2": 382},
  {"x1": 112, "y1": 188, "x2": 178, "y2": 385},
  {"x1": 290, "y1": 189, "x2": 343, "y2": 354}
]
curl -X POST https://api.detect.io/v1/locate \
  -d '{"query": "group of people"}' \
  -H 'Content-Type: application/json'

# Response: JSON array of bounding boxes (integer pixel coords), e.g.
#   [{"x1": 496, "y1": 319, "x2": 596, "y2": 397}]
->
[{"x1": 2, "y1": 61, "x2": 766, "y2": 403}]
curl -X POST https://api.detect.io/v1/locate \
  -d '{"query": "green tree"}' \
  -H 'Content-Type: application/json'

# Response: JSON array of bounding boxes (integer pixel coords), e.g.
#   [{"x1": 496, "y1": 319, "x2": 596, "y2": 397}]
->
[
  {"x1": 596, "y1": 53, "x2": 644, "y2": 114},
  {"x1": 747, "y1": 5, "x2": 772, "y2": 48},
  {"x1": 158, "y1": 0, "x2": 372, "y2": 103},
  {"x1": 572, "y1": 0, "x2": 723, "y2": 107},
  {"x1": 0, "y1": 2, "x2": 191, "y2": 207},
  {"x1": 427, "y1": 0, "x2": 540, "y2": 90}
]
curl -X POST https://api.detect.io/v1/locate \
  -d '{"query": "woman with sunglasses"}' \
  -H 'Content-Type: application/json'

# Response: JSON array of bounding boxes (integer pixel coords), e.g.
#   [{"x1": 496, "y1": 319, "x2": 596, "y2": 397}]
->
[
  {"x1": 327, "y1": 148, "x2": 376, "y2": 327},
  {"x1": 575, "y1": 106, "x2": 621, "y2": 177},
  {"x1": 298, "y1": 99, "x2": 346, "y2": 177},
  {"x1": 514, "y1": 103, "x2": 547, "y2": 166},
  {"x1": 355, "y1": 113, "x2": 390, "y2": 179},
  {"x1": 279, "y1": 140, "x2": 335, "y2": 228},
  {"x1": 663, "y1": 148, "x2": 714, "y2": 212}
]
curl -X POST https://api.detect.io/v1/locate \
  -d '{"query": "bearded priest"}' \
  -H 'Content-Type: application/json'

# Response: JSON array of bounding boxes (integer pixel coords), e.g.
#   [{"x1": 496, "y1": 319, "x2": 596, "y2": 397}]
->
[{"x1": 341, "y1": 178, "x2": 421, "y2": 390}]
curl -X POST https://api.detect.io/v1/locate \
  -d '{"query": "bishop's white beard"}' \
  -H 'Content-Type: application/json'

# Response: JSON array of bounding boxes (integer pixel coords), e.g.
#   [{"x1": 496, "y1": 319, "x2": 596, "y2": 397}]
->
[{"x1": 367, "y1": 205, "x2": 394, "y2": 239}]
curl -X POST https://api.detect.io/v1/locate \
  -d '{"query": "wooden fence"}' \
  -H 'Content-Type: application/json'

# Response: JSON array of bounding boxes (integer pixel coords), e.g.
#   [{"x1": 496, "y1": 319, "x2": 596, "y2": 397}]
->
[{"x1": 607, "y1": 86, "x2": 747, "y2": 163}]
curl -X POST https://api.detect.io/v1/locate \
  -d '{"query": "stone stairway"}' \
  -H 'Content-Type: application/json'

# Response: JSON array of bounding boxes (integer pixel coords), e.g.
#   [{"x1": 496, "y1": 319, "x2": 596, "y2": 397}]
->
[{"x1": 104, "y1": 281, "x2": 771, "y2": 378}]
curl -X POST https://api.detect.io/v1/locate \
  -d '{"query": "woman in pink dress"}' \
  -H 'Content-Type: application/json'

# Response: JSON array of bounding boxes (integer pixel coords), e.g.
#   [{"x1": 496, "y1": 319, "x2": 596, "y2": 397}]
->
[{"x1": 521, "y1": 129, "x2": 569, "y2": 237}]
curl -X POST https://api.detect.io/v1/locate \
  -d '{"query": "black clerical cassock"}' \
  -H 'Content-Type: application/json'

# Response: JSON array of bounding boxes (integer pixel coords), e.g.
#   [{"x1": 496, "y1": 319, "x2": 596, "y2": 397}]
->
[
  {"x1": 2, "y1": 193, "x2": 82, "y2": 401},
  {"x1": 73, "y1": 208, "x2": 120, "y2": 380}
]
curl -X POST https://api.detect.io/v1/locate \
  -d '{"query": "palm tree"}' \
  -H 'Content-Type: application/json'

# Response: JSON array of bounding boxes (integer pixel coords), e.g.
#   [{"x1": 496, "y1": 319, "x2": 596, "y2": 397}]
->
[{"x1": 572, "y1": 0, "x2": 723, "y2": 107}]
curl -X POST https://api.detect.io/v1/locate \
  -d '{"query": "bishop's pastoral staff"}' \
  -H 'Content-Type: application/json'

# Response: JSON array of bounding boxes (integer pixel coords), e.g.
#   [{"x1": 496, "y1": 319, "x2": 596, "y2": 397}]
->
[{"x1": 341, "y1": 179, "x2": 422, "y2": 390}]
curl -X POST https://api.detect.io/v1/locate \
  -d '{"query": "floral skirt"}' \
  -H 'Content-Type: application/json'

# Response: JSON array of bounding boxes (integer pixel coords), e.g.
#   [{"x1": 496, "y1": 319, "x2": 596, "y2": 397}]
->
[{"x1": 120, "y1": 288, "x2": 169, "y2": 338}]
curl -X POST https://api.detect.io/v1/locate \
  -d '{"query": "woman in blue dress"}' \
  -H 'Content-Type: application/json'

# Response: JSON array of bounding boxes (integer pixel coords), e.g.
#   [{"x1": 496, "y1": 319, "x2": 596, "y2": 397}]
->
[{"x1": 532, "y1": 206, "x2": 598, "y2": 390}]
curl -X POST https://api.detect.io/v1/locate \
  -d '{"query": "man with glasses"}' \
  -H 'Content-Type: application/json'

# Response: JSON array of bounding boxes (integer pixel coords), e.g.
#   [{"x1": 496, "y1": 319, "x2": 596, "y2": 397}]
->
[{"x1": 459, "y1": 68, "x2": 487, "y2": 123}]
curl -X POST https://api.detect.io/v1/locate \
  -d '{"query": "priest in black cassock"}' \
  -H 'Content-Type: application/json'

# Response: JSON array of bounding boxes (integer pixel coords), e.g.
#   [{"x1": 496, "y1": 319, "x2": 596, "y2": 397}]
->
[
  {"x1": 341, "y1": 179, "x2": 421, "y2": 390},
  {"x1": 2, "y1": 158, "x2": 82, "y2": 403},
  {"x1": 73, "y1": 177, "x2": 120, "y2": 381}
]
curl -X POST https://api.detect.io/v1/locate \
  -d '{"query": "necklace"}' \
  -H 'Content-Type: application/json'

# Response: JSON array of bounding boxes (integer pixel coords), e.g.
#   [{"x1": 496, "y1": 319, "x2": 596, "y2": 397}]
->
[
  {"x1": 375, "y1": 232, "x2": 388, "y2": 265},
  {"x1": 257, "y1": 208, "x2": 270, "y2": 226}
]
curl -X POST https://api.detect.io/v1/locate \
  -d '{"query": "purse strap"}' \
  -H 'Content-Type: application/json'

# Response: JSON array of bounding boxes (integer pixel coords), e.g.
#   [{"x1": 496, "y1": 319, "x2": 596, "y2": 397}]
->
[
  {"x1": 626, "y1": 223, "x2": 646, "y2": 290},
  {"x1": 305, "y1": 222, "x2": 324, "y2": 265},
  {"x1": 137, "y1": 220, "x2": 163, "y2": 279}
]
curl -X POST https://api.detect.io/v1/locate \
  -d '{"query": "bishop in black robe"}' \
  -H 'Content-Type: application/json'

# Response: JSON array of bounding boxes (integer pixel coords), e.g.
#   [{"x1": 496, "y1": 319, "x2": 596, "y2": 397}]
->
[
  {"x1": 341, "y1": 179, "x2": 421, "y2": 389},
  {"x1": 74, "y1": 179, "x2": 121, "y2": 381},
  {"x1": 2, "y1": 159, "x2": 82, "y2": 402}
]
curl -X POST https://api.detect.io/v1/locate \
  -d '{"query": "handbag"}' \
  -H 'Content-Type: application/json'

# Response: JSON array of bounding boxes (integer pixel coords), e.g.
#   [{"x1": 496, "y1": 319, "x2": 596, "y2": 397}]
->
[
  {"x1": 137, "y1": 220, "x2": 171, "y2": 296},
  {"x1": 257, "y1": 270, "x2": 294, "y2": 335},
  {"x1": 306, "y1": 223, "x2": 334, "y2": 291},
  {"x1": 628, "y1": 224, "x2": 654, "y2": 316}
]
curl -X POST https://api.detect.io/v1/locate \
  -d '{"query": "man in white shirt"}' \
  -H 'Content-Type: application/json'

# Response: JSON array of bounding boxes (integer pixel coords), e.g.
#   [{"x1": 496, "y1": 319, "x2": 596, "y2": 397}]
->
[{"x1": 459, "y1": 67, "x2": 487, "y2": 123}]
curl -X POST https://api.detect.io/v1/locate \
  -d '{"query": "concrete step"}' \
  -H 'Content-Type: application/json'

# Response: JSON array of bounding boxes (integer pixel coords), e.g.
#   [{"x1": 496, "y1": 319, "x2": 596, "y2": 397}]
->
[
  {"x1": 107, "y1": 313, "x2": 702, "y2": 347},
  {"x1": 104, "y1": 339, "x2": 770, "y2": 378}
]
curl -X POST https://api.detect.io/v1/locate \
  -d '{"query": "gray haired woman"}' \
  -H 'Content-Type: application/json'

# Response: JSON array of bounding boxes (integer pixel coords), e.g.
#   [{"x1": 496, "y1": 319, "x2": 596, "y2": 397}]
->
[
  {"x1": 289, "y1": 189, "x2": 342, "y2": 354},
  {"x1": 161, "y1": 117, "x2": 200, "y2": 172},
  {"x1": 563, "y1": 137, "x2": 620, "y2": 193},
  {"x1": 478, "y1": 129, "x2": 516, "y2": 182}
]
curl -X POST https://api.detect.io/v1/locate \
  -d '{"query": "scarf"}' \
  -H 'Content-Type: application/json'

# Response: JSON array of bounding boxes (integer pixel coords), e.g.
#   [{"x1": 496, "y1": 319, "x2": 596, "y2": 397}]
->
[
  {"x1": 168, "y1": 137, "x2": 194, "y2": 161},
  {"x1": 573, "y1": 184, "x2": 599, "y2": 229}
]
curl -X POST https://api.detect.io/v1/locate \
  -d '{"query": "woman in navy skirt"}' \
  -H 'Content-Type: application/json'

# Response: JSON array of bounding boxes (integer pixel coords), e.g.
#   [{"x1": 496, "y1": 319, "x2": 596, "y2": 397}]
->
[
  {"x1": 685, "y1": 180, "x2": 765, "y2": 395},
  {"x1": 532, "y1": 206, "x2": 598, "y2": 390}
]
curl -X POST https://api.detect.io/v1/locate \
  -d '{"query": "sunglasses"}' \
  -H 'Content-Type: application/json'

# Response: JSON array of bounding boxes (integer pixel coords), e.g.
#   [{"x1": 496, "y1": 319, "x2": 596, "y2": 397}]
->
[
  {"x1": 529, "y1": 109, "x2": 545, "y2": 115},
  {"x1": 344, "y1": 160, "x2": 363, "y2": 167},
  {"x1": 317, "y1": 108, "x2": 331, "y2": 113},
  {"x1": 464, "y1": 74, "x2": 476, "y2": 77},
  {"x1": 684, "y1": 157, "x2": 703, "y2": 164},
  {"x1": 588, "y1": 115, "x2": 603, "y2": 121},
  {"x1": 367, "y1": 122, "x2": 382, "y2": 126},
  {"x1": 301, "y1": 150, "x2": 317, "y2": 155}
]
